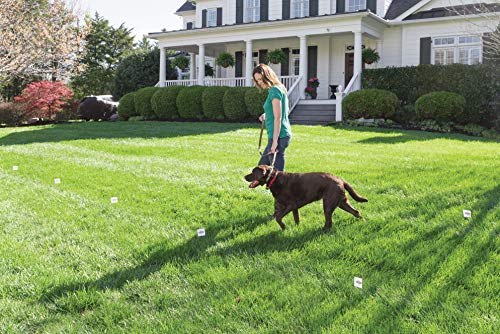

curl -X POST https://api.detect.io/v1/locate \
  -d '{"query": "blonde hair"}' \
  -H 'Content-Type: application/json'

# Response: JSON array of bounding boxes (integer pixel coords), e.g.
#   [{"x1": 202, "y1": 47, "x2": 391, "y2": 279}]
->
[{"x1": 252, "y1": 63, "x2": 288, "y2": 94}]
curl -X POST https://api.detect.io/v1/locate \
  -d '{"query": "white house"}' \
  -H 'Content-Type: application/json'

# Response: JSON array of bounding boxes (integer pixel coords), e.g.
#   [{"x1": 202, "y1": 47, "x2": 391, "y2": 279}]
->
[{"x1": 147, "y1": 0, "x2": 499, "y2": 121}]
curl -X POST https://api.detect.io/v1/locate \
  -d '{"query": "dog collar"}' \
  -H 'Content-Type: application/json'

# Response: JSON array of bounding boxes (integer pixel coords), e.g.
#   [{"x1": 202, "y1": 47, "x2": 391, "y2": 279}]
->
[{"x1": 267, "y1": 172, "x2": 278, "y2": 189}]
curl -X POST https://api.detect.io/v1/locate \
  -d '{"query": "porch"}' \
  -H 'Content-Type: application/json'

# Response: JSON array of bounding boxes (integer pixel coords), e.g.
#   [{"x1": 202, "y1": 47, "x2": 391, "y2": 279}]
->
[{"x1": 149, "y1": 11, "x2": 387, "y2": 123}]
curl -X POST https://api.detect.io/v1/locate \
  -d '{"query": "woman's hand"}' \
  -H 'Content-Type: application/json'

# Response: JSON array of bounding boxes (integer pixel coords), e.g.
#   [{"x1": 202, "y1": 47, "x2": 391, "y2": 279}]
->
[
  {"x1": 270, "y1": 140, "x2": 278, "y2": 154},
  {"x1": 258, "y1": 113, "x2": 265, "y2": 122}
]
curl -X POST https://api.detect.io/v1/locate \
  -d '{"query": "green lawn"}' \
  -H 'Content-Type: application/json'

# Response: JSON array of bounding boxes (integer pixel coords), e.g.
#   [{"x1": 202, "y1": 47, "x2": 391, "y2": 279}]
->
[{"x1": 0, "y1": 122, "x2": 498, "y2": 333}]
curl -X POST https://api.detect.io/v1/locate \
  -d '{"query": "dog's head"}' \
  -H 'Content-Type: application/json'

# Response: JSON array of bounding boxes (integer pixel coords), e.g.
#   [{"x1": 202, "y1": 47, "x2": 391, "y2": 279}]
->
[{"x1": 244, "y1": 165, "x2": 273, "y2": 188}]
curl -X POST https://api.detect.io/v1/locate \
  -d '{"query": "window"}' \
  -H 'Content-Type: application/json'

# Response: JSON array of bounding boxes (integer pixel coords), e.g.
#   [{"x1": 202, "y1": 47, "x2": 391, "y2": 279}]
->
[
  {"x1": 244, "y1": 0, "x2": 260, "y2": 23},
  {"x1": 432, "y1": 35, "x2": 482, "y2": 65},
  {"x1": 347, "y1": 0, "x2": 366, "y2": 12},
  {"x1": 293, "y1": 57, "x2": 300, "y2": 76},
  {"x1": 207, "y1": 8, "x2": 217, "y2": 27},
  {"x1": 291, "y1": 0, "x2": 309, "y2": 18}
]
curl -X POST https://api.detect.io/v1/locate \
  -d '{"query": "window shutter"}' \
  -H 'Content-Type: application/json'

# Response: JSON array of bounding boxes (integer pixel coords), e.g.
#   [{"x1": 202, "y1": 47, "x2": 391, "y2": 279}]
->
[
  {"x1": 202, "y1": 9, "x2": 207, "y2": 27},
  {"x1": 260, "y1": 0, "x2": 269, "y2": 21},
  {"x1": 281, "y1": 48, "x2": 290, "y2": 76},
  {"x1": 236, "y1": 0, "x2": 244, "y2": 24},
  {"x1": 420, "y1": 37, "x2": 432, "y2": 64},
  {"x1": 336, "y1": 0, "x2": 345, "y2": 13},
  {"x1": 235, "y1": 51, "x2": 243, "y2": 77},
  {"x1": 367, "y1": 0, "x2": 376, "y2": 13},
  {"x1": 308, "y1": 46, "x2": 318, "y2": 79},
  {"x1": 282, "y1": 0, "x2": 290, "y2": 19},
  {"x1": 187, "y1": 22, "x2": 193, "y2": 30},
  {"x1": 259, "y1": 49, "x2": 268, "y2": 64},
  {"x1": 310, "y1": 0, "x2": 318, "y2": 16},
  {"x1": 217, "y1": 7, "x2": 223, "y2": 26}
]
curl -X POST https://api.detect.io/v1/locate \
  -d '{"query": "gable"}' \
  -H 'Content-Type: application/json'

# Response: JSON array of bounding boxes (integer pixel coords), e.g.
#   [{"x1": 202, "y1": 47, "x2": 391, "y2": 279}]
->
[
  {"x1": 384, "y1": 0, "x2": 423, "y2": 19},
  {"x1": 404, "y1": 2, "x2": 500, "y2": 21}
]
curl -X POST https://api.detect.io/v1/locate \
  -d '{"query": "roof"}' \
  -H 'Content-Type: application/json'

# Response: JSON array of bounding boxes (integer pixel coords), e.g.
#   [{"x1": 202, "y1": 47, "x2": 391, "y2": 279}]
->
[
  {"x1": 404, "y1": 2, "x2": 500, "y2": 20},
  {"x1": 176, "y1": 1, "x2": 196, "y2": 13},
  {"x1": 385, "y1": 0, "x2": 423, "y2": 20}
]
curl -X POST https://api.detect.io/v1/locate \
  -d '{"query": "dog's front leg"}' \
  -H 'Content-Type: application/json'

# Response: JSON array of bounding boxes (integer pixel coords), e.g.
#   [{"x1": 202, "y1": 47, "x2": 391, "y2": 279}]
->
[
  {"x1": 275, "y1": 205, "x2": 297, "y2": 231},
  {"x1": 274, "y1": 201, "x2": 287, "y2": 230}
]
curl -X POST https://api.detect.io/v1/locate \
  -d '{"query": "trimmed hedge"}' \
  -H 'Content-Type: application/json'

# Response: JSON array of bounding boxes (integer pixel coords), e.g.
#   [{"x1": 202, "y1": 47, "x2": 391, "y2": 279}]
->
[
  {"x1": 152, "y1": 86, "x2": 185, "y2": 120},
  {"x1": 118, "y1": 92, "x2": 137, "y2": 121},
  {"x1": 176, "y1": 86, "x2": 205, "y2": 119},
  {"x1": 343, "y1": 89, "x2": 399, "y2": 119},
  {"x1": 223, "y1": 87, "x2": 249, "y2": 120},
  {"x1": 201, "y1": 86, "x2": 229, "y2": 120},
  {"x1": 135, "y1": 87, "x2": 160, "y2": 120},
  {"x1": 363, "y1": 64, "x2": 499, "y2": 126},
  {"x1": 245, "y1": 87, "x2": 268, "y2": 117},
  {"x1": 416, "y1": 91, "x2": 466, "y2": 123}
]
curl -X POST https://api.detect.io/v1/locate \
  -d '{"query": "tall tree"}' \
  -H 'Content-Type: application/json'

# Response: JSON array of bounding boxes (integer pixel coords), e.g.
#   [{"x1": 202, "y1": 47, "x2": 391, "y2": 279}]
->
[
  {"x1": 0, "y1": 0, "x2": 86, "y2": 85},
  {"x1": 70, "y1": 12, "x2": 134, "y2": 98}
]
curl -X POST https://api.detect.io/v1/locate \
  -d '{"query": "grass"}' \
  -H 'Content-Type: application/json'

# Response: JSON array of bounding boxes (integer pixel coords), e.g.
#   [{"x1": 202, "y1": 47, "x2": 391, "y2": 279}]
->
[{"x1": 0, "y1": 121, "x2": 498, "y2": 333}]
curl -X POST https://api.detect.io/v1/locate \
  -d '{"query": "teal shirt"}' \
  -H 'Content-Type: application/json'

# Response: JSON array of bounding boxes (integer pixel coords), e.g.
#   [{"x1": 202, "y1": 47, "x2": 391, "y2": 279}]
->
[{"x1": 264, "y1": 86, "x2": 292, "y2": 139}]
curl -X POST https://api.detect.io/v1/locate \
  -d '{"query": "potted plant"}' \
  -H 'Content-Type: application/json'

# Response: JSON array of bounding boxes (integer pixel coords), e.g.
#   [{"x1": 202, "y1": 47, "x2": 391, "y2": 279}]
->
[
  {"x1": 362, "y1": 48, "x2": 380, "y2": 65},
  {"x1": 305, "y1": 77, "x2": 319, "y2": 99},
  {"x1": 216, "y1": 52, "x2": 235, "y2": 68},
  {"x1": 265, "y1": 49, "x2": 287, "y2": 64},
  {"x1": 205, "y1": 63, "x2": 214, "y2": 77},
  {"x1": 171, "y1": 55, "x2": 190, "y2": 70}
]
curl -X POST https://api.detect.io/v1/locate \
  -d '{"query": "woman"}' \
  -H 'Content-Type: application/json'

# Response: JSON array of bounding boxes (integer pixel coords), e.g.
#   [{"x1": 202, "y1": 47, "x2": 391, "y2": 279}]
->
[{"x1": 253, "y1": 63, "x2": 292, "y2": 172}]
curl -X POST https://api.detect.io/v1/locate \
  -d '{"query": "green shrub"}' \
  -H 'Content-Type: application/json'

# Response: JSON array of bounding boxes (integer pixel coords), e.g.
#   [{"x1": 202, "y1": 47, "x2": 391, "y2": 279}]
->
[
  {"x1": 0, "y1": 102, "x2": 24, "y2": 126},
  {"x1": 363, "y1": 64, "x2": 499, "y2": 126},
  {"x1": 118, "y1": 92, "x2": 137, "y2": 121},
  {"x1": 343, "y1": 89, "x2": 399, "y2": 119},
  {"x1": 134, "y1": 87, "x2": 160, "y2": 120},
  {"x1": 415, "y1": 91, "x2": 466, "y2": 123},
  {"x1": 201, "y1": 86, "x2": 229, "y2": 120},
  {"x1": 152, "y1": 86, "x2": 185, "y2": 120},
  {"x1": 245, "y1": 88, "x2": 268, "y2": 117},
  {"x1": 391, "y1": 104, "x2": 417, "y2": 125},
  {"x1": 176, "y1": 86, "x2": 205, "y2": 119},
  {"x1": 223, "y1": 87, "x2": 248, "y2": 120}
]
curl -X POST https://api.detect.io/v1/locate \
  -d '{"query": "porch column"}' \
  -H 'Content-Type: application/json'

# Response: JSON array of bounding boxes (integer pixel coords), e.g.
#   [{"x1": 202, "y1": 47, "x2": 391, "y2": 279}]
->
[
  {"x1": 376, "y1": 40, "x2": 383, "y2": 68},
  {"x1": 354, "y1": 31, "x2": 362, "y2": 90},
  {"x1": 159, "y1": 47, "x2": 166, "y2": 87},
  {"x1": 299, "y1": 35, "x2": 308, "y2": 99},
  {"x1": 190, "y1": 53, "x2": 196, "y2": 80},
  {"x1": 198, "y1": 44, "x2": 205, "y2": 85},
  {"x1": 245, "y1": 39, "x2": 253, "y2": 86}
]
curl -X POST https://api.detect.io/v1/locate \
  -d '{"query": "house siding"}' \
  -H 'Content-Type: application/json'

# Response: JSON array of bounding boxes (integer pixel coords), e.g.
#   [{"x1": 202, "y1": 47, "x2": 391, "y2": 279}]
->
[
  {"x1": 400, "y1": 18, "x2": 494, "y2": 66},
  {"x1": 380, "y1": 26, "x2": 402, "y2": 66}
]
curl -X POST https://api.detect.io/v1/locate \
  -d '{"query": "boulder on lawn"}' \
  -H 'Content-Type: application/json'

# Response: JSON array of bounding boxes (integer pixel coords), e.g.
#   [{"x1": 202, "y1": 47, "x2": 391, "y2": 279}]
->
[{"x1": 78, "y1": 95, "x2": 119, "y2": 121}]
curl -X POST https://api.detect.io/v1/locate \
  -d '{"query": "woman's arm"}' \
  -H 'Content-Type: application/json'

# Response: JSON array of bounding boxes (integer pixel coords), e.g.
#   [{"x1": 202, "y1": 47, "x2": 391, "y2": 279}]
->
[{"x1": 270, "y1": 98, "x2": 282, "y2": 153}]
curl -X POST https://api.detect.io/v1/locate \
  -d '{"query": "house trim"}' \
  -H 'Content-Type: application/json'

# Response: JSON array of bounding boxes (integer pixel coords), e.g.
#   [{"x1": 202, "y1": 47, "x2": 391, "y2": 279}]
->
[
  {"x1": 392, "y1": 0, "x2": 432, "y2": 22},
  {"x1": 388, "y1": 11, "x2": 500, "y2": 26}
]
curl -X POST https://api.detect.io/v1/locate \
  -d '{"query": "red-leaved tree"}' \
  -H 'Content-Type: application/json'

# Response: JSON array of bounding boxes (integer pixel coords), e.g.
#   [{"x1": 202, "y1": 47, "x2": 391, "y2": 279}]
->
[{"x1": 14, "y1": 81, "x2": 74, "y2": 120}]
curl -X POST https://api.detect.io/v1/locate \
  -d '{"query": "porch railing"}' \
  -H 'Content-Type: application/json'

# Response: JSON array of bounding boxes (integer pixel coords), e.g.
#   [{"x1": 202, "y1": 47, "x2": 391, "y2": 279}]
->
[
  {"x1": 165, "y1": 79, "x2": 197, "y2": 86},
  {"x1": 204, "y1": 78, "x2": 246, "y2": 87},
  {"x1": 335, "y1": 72, "x2": 361, "y2": 122},
  {"x1": 287, "y1": 75, "x2": 303, "y2": 115}
]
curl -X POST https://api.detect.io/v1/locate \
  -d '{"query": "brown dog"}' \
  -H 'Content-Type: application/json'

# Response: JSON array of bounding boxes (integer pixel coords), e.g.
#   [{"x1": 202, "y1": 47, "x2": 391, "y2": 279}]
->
[{"x1": 245, "y1": 165, "x2": 368, "y2": 231}]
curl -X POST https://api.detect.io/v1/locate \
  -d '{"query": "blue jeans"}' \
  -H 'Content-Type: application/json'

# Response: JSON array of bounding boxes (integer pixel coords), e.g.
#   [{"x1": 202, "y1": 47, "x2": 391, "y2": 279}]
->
[{"x1": 258, "y1": 136, "x2": 291, "y2": 171}]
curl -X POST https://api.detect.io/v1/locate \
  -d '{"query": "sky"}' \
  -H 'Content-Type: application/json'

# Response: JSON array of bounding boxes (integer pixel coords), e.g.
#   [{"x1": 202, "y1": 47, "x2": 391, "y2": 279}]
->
[{"x1": 79, "y1": 0, "x2": 187, "y2": 42}]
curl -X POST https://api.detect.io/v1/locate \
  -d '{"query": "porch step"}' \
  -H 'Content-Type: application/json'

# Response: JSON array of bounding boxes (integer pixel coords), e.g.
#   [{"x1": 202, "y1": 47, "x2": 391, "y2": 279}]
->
[{"x1": 290, "y1": 101, "x2": 336, "y2": 125}]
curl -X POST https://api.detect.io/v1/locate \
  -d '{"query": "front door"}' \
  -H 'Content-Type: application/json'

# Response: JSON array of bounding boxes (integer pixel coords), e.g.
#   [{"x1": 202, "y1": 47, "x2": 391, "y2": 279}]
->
[{"x1": 345, "y1": 53, "x2": 354, "y2": 87}]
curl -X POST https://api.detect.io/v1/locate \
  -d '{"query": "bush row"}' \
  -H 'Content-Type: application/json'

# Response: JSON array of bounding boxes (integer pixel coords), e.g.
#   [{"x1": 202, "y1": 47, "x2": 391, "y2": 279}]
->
[
  {"x1": 119, "y1": 85, "x2": 268, "y2": 121},
  {"x1": 344, "y1": 89, "x2": 470, "y2": 125},
  {"x1": 362, "y1": 64, "x2": 499, "y2": 128}
]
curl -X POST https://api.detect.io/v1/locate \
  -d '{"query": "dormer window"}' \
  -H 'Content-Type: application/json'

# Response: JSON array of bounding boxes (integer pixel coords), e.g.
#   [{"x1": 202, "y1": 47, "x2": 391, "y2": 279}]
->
[
  {"x1": 347, "y1": 0, "x2": 366, "y2": 12},
  {"x1": 244, "y1": 0, "x2": 260, "y2": 23},
  {"x1": 207, "y1": 8, "x2": 217, "y2": 27},
  {"x1": 291, "y1": 0, "x2": 309, "y2": 18}
]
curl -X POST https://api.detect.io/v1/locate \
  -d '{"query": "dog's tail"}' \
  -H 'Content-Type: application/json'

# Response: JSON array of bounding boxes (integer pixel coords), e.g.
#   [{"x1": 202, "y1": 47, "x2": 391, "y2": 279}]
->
[{"x1": 343, "y1": 181, "x2": 368, "y2": 202}]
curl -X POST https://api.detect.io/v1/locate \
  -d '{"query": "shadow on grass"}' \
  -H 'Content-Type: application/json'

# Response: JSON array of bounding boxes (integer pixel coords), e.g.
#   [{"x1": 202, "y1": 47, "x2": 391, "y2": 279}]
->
[
  {"x1": 366, "y1": 184, "x2": 500, "y2": 331},
  {"x1": 41, "y1": 212, "x2": 323, "y2": 309},
  {"x1": 329, "y1": 124, "x2": 499, "y2": 144},
  {"x1": 0, "y1": 121, "x2": 254, "y2": 146}
]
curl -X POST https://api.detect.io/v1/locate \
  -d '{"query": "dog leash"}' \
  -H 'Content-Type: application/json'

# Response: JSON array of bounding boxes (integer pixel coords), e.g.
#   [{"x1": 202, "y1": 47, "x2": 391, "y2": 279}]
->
[{"x1": 258, "y1": 120, "x2": 278, "y2": 169}]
